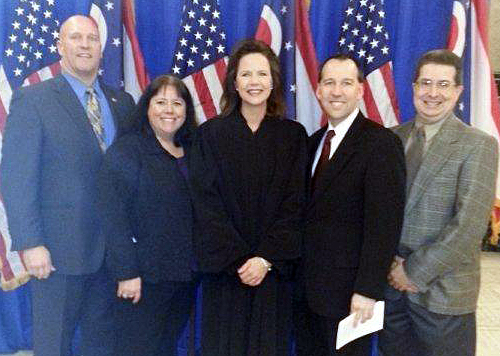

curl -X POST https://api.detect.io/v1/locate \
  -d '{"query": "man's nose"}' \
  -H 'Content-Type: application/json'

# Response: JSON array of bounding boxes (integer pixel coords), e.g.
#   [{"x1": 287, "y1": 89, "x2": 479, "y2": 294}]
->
[
  {"x1": 331, "y1": 84, "x2": 342, "y2": 96},
  {"x1": 428, "y1": 84, "x2": 439, "y2": 97}
]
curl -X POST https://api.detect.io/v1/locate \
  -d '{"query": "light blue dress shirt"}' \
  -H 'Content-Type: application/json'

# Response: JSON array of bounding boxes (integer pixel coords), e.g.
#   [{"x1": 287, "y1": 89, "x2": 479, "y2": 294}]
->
[{"x1": 62, "y1": 73, "x2": 116, "y2": 148}]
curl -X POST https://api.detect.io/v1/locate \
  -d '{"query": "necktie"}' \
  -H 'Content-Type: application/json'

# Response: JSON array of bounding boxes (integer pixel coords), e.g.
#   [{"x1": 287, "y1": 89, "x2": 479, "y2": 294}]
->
[
  {"x1": 405, "y1": 126, "x2": 425, "y2": 192},
  {"x1": 312, "y1": 129, "x2": 335, "y2": 191},
  {"x1": 86, "y1": 88, "x2": 106, "y2": 151}
]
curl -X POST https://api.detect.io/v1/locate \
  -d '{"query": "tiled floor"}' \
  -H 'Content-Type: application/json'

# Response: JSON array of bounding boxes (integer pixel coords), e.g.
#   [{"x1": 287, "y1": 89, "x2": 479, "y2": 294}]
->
[
  {"x1": 5, "y1": 252, "x2": 500, "y2": 356},
  {"x1": 476, "y1": 252, "x2": 500, "y2": 356}
]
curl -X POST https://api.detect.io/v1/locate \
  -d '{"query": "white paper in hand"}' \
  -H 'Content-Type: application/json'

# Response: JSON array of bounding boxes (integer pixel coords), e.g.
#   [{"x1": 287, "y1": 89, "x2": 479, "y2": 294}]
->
[{"x1": 335, "y1": 301, "x2": 385, "y2": 350}]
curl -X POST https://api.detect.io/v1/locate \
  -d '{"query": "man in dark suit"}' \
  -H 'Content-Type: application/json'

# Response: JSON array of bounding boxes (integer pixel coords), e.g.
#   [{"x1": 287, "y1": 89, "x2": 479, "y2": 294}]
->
[
  {"x1": 295, "y1": 54, "x2": 406, "y2": 356},
  {"x1": 0, "y1": 15, "x2": 134, "y2": 356},
  {"x1": 379, "y1": 50, "x2": 498, "y2": 356}
]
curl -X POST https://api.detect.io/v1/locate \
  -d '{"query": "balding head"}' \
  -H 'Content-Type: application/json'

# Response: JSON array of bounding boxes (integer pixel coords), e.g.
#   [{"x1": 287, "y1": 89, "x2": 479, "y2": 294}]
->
[{"x1": 57, "y1": 15, "x2": 101, "y2": 86}]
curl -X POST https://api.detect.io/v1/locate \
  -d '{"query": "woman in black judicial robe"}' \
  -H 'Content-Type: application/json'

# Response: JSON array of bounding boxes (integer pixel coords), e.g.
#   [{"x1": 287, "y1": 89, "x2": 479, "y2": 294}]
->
[
  {"x1": 190, "y1": 39, "x2": 308, "y2": 356},
  {"x1": 99, "y1": 75, "x2": 198, "y2": 356}
]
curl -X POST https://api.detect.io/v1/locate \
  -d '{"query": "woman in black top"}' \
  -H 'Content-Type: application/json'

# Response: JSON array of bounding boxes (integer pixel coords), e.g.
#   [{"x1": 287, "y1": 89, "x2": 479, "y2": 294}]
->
[
  {"x1": 99, "y1": 75, "x2": 197, "y2": 356},
  {"x1": 190, "y1": 39, "x2": 308, "y2": 356}
]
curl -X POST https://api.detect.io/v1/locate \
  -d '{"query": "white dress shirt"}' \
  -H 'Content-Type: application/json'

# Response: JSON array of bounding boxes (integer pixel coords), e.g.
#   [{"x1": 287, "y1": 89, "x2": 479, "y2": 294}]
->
[{"x1": 311, "y1": 108, "x2": 359, "y2": 176}]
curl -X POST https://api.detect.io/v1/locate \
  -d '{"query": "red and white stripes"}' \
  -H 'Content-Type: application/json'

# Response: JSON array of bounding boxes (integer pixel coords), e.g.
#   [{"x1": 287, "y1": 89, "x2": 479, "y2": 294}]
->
[
  {"x1": 183, "y1": 57, "x2": 227, "y2": 123},
  {"x1": 123, "y1": 0, "x2": 149, "y2": 102}
]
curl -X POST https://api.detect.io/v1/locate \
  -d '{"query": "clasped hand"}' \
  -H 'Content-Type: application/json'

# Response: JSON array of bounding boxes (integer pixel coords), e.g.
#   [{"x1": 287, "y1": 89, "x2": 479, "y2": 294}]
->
[
  {"x1": 238, "y1": 257, "x2": 270, "y2": 287},
  {"x1": 117, "y1": 277, "x2": 142, "y2": 304},
  {"x1": 387, "y1": 256, "x2": 419, "y2": 293},
  {"x1": 23, "y1": 246, "x2": 55, "y2": 279}
]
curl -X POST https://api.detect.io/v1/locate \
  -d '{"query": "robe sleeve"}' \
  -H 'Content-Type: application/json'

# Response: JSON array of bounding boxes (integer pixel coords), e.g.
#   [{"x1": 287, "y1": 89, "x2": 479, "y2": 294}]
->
[
  {"x1": 189, "y1": 124, "x2": 252, "y2": 274},
  {"x1": 255, "y1": 123, "x2": 308, "y2": 267}
]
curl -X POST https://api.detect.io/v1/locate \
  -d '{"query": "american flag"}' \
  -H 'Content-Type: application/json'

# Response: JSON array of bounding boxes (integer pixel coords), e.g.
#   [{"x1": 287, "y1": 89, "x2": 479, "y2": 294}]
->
[
  {"x1": 0, "y1": 0, "x2": 61, "y2": 119},
  {"x1": 172, "y1": 0, "x2": 301, "y2": 123},
  {"x1": 0, "y1": 0, "x2": 63, "y2": 290},
  {"x1": 0, "y1": 0, "x2": 147, "y2": 290},
  {"x1": 254, "y1": 0, "x2": 296, "y2": 121},
  {"x1": 91, "y1": 0, "x2": 126, "y2": 89},
  {"x1": 170, "y1": 0, "x2": 228, "y2": 122},
  {"x1": 447, "y1": 0, "x2": 500, "y2": 245},
  {"x1": 294, "y1": 0, "x2": 322, "y2": 134},
  {"x1": 122, "y1": 0, "x2": 149, "y2": 101},
  {"x1": 337, "y1": 0, "x2": 400, "y2": 127}
]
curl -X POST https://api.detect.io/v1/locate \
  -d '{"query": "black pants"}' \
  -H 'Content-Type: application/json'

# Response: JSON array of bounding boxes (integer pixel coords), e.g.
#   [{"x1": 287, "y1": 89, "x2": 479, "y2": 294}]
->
[
  {"x1": 378, "y1": 294, "x2": 476, "y2": 356},
  {"x1": 293, "y1": 296, "x2": 372, "y2": 356},
  {"x1": 31, "y1": 267, "x2": 115, "y2": 356},
  {"x1": 113, "y1": 280, "x2": 197, "y2": 356}
]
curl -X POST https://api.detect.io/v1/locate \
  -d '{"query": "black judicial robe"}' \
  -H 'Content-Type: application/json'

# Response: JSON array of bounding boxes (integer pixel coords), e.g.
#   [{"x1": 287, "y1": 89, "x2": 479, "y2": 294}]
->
[{"x1": 190, "y1": 112, "x2": 308, "y2": 356}]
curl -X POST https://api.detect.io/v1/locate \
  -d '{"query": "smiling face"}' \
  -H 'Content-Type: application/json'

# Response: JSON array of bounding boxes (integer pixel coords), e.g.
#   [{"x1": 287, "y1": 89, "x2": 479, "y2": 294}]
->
[
  {"x1": 413, "y1": 63, "x2": 463, "y2": 124},
  {"x1": 316, "y1": 58, "x2": 364, "y2": 126},
  {"x1": 147, "y1": 85, "x2": 186, "y2": 141},
  {"x1": 235, "y1": 52, "x2": 273, "y2": 112},
  {"x1": 57, "y1": 16, "x2": 101, "y2": 84}
]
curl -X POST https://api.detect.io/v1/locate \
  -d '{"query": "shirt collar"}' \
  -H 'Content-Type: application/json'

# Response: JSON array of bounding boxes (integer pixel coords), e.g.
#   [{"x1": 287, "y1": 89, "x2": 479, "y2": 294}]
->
[
  {"x1": 327, "y1": 107, "x2": 359, "y2": 136},
  {"x1": 62, "y1": 72, "x2": 103, "y2": 101},
  {"x1": 414, "y1": 112, "x2": 452, "y2": 142}
]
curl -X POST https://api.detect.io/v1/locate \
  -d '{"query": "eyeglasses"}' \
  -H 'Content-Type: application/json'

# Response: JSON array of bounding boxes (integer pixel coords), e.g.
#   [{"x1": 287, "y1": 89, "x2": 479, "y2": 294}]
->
[{"x1": 416, "y1": 79, "x2": 457, "y2": 92}]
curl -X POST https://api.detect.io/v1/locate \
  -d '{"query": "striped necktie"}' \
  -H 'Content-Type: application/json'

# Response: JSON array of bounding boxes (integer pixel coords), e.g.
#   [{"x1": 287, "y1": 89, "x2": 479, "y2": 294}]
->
[
  {"x1": 86, "y1": 88, "x2": 106, "y2": 151},
  {"x1": 406, "y1": 126, "x2": 425, "y2": 193},
  {"x1": 312, "y1": 129, "x2": 335, "y2": 191}
]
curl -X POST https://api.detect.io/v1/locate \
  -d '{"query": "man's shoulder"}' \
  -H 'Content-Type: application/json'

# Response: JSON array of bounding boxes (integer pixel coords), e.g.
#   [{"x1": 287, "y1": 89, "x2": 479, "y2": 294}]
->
[
  {"x1": 15, "y1": 76, "x2": 61, "y2": 98},
  {"x1": 360, "y1": 117, "x2": 403, "y2": 146},
  {"x1": 454, "y1": 118, "x2": 495, "y2": 143},
  {"x1": 99, "y1": 82, "x2": 134, "y2": 104},
  {"x1": 430, "y1": 116, "x2": 497, "y2": 153},
  {"x1": 389, "y1": 120, "x2": 412, "y2": 134},
  {"x1": 9, "y1": 77, "x2": 68, "y2": 115}
]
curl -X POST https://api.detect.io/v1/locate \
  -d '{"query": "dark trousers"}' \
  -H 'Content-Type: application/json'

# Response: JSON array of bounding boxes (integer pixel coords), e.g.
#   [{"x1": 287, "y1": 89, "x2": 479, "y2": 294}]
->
[
  {"x1": 30, "y1": 267, "x2": 115, "y2": 356},
  {"x1": 378, "y1": 294, "x2": 476, "y2": 356},
  {"x1": 293, "y1": 296, "x2": 372, "y2": 356},
  {"x1": 113, "y1": 280, "x2": 197, "y2": 356}
]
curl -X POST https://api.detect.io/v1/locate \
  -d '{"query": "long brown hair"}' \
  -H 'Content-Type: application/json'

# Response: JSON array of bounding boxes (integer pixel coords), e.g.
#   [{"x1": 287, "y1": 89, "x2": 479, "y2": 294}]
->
[{"x1": 220, "y1": 39, "x2": 285, "y2": 118}]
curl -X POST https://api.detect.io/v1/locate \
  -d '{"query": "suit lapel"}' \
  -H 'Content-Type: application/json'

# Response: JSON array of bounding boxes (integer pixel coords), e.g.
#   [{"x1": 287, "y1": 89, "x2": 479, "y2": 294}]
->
[
  {"x1": 52, "y1": 75, "x2": 88, "y2": 129},
  {"x1": 101, "y1": 82, "x2": 123, "y2": 132},
  {"x1": 393, "y1": 121, "x2": 413, "y2": 148},
  {"x1": 310, "y1": 114, "x2": 364, "y2": 203},
  {"x1": 308, "y1": 126, "x2": 326, "y2": 170},
  {"x1": 51, "y1": 75, "x2": 102, "y2": 154},
  {"x1": 405, "y1": 116, "x2": 463, "y2": 214}
]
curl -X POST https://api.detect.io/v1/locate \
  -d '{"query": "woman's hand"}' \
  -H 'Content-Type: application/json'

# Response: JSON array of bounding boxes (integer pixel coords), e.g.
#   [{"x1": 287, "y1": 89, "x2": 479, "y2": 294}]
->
[
  {"x1": 238, "y1": 257, "x2": 271, "y2": 286},
  {"x1": 117, "y1": 277, "x2": 142, "y2": 304}
]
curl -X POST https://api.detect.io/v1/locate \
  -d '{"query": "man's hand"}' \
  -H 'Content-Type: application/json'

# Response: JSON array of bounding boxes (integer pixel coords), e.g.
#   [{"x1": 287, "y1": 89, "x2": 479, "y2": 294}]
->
[
  {"x1": 117, "y1": 277, "x2": 141, "y2": 304},
  {"x1": 23, "y1": 246, "x2": 55, "y2": 279},
  {"x1": 350, "y1": 293, "x2": 376, "y2": 327},
  {"x1": 238, "y1": 257, "x2": 270, "y2": 286},
  {"x1": 388, "y1": 256, "x2": 419, "y2": 293}
]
